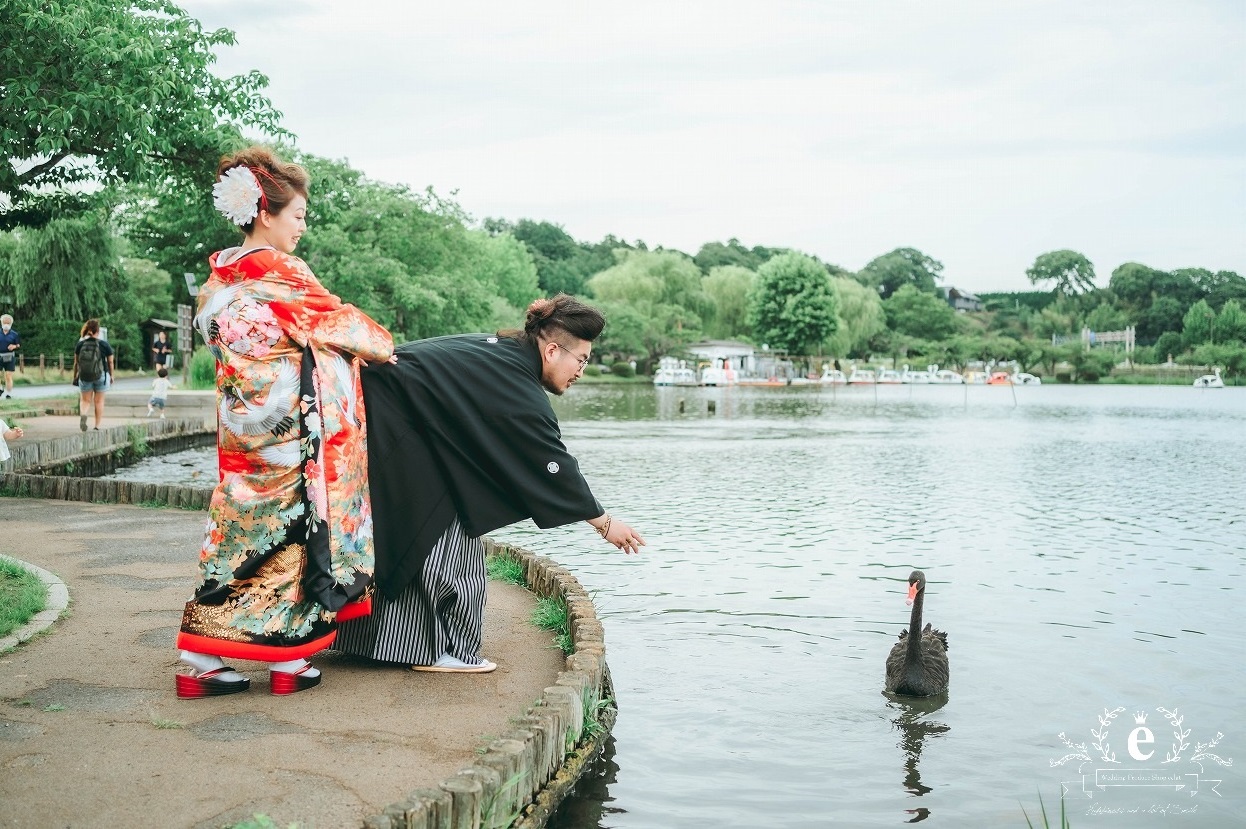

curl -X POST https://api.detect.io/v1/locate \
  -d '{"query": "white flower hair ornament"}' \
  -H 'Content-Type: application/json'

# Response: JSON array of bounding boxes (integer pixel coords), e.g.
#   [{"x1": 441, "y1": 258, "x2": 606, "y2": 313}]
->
[{"x1": 213, "y1": 166, "x2": 264, "y2": 226}]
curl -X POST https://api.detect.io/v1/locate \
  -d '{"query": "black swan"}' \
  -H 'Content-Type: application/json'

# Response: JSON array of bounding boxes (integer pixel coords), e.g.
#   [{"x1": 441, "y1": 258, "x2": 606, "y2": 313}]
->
[{"x1": 884, "y1": 570, "x2": 949, "y2": 696}]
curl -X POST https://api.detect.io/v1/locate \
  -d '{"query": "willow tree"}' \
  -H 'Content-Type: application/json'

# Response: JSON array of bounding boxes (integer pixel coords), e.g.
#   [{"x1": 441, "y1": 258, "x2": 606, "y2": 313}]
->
[
  {"x1": 2, "y1": 212, "x2": 117, "y2": 320},
  {"x1": 0, "y1": 0, "x2": 287, "y2": 227},
  {"x1": 701, "y1": 265, "x2": 756, "y2": 340},
  {"x1": 827, "y1": 276, "x2": 885, "y2": 357},
  {"x1": 587, "y1": 249, "x2": 709, "y2": 362}
]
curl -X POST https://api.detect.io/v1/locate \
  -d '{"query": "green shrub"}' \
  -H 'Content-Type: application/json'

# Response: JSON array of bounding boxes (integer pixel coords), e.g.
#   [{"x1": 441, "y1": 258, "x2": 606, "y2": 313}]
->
[
  {"x1": 10, "y1": 319, "x2": 82, "y2": 361},
  {"x1": 190, "y1": 347, "x2": 217, "y2": 390},
  {"x1": 610, "y1": 361, "x2": 635, "y2": 378},
  {"x1": 583, "y1": 364, "x2": 602, "y2": 377}
]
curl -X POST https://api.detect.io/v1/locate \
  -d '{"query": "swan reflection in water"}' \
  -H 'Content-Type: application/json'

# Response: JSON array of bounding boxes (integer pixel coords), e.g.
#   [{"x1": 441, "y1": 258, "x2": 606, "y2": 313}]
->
[{"x1": 884, "y1": 693, "x2": 950, "y2": 823}]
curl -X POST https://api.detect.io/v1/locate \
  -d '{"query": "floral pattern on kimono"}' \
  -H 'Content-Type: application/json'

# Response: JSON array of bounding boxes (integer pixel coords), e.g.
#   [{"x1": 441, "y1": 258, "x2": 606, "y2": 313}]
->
[{"x1": 177, "y1": 247, "x2": 393, "y2": 661}]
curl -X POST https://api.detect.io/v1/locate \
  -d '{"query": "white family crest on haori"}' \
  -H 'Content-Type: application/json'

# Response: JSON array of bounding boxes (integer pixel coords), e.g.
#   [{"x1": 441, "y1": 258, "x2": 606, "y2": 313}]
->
[
  {"x1": 1049, "y1": 706, "x2": 1232, "y2": 799},
  {"x1": 213, "y1": 166, "x2": 263, "y2": 225}
]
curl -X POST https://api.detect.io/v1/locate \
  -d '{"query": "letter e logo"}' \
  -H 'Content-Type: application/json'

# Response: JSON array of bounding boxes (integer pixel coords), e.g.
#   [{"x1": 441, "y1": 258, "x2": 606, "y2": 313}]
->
[{"x1": 1128, "y1": 726, "x2": 1154, "y2": 761}]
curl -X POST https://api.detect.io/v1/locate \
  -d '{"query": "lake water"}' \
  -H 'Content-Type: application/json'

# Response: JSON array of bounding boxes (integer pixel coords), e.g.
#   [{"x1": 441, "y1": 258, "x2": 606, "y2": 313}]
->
[{"x1": 112, "y1": 384, "x2": 1246, "y2": 827}]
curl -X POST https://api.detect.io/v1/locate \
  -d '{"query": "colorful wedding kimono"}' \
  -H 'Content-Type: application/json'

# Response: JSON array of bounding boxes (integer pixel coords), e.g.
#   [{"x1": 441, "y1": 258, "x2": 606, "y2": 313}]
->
[{"x1": 177, "y1": 247, "x2": 393, "y2": 662}]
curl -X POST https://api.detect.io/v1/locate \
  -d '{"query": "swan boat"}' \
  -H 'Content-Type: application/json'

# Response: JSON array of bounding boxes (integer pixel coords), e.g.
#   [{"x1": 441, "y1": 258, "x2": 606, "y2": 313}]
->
[
  {"x1": 847, "y1": 368, "x2": 876, "y2": 385},
  {"x1": 1193, "y1": 369, "x2": 1224, "y2": 388}
]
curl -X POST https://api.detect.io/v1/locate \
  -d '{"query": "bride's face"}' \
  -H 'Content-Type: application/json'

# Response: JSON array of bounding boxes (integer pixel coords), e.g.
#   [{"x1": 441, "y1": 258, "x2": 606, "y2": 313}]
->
[{"x1": 256, "y1": 194, "x2": 307, "y2": 253}]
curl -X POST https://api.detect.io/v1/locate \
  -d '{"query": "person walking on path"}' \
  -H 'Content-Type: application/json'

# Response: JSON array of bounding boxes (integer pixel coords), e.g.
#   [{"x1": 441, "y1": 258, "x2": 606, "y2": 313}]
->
[
  {"x1": 174, "y1": 146, "x2": 394, "y2": 699},
  {"x1": 0, "y1": 314, "x2": 20, "y2": 399},
  {"x1": 151, "y1": 330, "x2": 173, "y2": 369},
  {"x1": 73, "y1": 319, "x2": 114, "y2": 431},
  {"x1": 336, "y1": 295, "x2": 644, "y2": 673}
]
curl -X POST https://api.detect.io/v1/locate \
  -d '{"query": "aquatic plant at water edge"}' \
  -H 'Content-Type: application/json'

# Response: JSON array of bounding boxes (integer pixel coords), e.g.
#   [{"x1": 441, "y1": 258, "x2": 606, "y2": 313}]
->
[{"x1": 1021, "y1": 791, "x2": 1070, "y2": 828}]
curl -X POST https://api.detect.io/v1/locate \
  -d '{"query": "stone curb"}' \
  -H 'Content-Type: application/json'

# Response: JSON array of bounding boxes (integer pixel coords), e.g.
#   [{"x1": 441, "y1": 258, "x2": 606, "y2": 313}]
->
[
  {"x1": 362, "y1": 539, "x2": 615, "y2": 829},
  {"x1": 0, "y1": 554, "x2": 71, "y2": 653}
]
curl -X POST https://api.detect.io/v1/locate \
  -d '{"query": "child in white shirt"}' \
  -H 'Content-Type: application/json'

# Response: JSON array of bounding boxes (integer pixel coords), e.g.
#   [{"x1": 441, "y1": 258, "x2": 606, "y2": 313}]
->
[
  {"x1": 148, "y1": 367, "x2": 174, "y2": 418},
  {"x1": 0, "y1": 417, "x2": 23, "y2": 462}
]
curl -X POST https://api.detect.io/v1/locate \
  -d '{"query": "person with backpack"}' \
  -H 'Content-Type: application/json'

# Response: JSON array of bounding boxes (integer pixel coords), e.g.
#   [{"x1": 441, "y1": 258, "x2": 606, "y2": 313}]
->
[{"x1": 73, "y1": 319, "x2": 114, "y2": 431}]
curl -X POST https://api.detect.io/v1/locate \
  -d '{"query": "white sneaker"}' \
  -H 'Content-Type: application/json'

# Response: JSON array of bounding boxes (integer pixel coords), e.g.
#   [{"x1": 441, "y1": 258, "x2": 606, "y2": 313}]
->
[{"x1": 411, "y1": 654, "x2": 497, "y2": 673}]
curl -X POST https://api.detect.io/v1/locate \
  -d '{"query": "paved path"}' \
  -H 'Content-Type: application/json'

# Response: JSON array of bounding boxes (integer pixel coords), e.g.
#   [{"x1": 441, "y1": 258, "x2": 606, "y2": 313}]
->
[{"x1": 0, "y1": 419, "x2": 565, "y2": 828}]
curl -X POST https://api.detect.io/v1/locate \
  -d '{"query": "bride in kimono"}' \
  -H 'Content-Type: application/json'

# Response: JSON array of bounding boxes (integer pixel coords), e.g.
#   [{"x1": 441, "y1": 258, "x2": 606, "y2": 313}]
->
[{"x1": 175, "y1": 147, "x2": 394, "y2": 698}]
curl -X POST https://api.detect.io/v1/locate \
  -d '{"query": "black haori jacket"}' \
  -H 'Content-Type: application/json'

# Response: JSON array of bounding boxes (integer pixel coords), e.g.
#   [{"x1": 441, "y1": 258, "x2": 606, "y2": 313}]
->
[{"x1": 361, "y1": 333, "x2": 603, "y2": 598}]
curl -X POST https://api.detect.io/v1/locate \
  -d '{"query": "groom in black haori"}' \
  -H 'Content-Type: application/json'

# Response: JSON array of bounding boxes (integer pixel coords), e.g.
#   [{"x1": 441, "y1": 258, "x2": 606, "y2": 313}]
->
[{"x1": 335, "y1": 294, "x2": 644, "y2": 672}]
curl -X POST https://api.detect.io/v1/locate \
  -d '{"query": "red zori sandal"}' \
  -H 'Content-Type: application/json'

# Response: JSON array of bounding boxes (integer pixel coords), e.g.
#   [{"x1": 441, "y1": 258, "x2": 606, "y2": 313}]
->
[
  {"x1": 175, "y1": 667, "x2": 251, "y2": 699},
  {"x1": 269, "y1": 663, "x2": 321, "y2": 696}
]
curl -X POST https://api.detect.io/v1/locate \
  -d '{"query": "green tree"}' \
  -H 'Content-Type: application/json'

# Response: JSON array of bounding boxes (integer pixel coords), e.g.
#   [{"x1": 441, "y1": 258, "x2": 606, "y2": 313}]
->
[
  {"x1": 1065, "y1": 344, "x2": 1117, "y2": 382},
  {"x1": 1182, "y1": 299, "x2": 1216, "y2": 348},
  {"x1": 883, "y1": 284, "x2": 959, "y2": 341},
  {"x1": 857, "y1": 247, "x2": 944, "y2": 299},
  {"x1": 701, "y1": 265, "x2": 756, "y2": 339},
  {"x1": 587, "y1": 250, "x2": 708, "y2": 362},
  {"x1": 460, "y1": 232, "x2": 541, "y2": 312},
  {"x1": 1192, "y1": 343, "x2": 1246, "y2": 382},
  {"x1": 693, "y1": 238, "x2": 782, "y2": 273},
  {"x1": 1212, "y1": 299, "x2": 1246, "y2": 344},
  {"x1": 1189, "y1": 268, "x2": 1246, "y2": 310},
  {"x1": 1153, "y1": 331, "x2": 1184, "y2": 363},
  {"x1": 827, "y1": 276, "x2": 886, "y2": 357},
  {"x1": 747, "y1": 252, "x2": 839, "y2": 355},
  {"x1": 1084, "y1": 303, "x2": 1130, "y2": 333},
  {"x1": 1139, "y1": 296, "x2": 1186, "y2": 345},
  {"x1": 0, "y1": 0, "x2": 287, "y2": 227},
  {"x1": 1032, "y1": 306, "x2": 1077, "y2": 341},
  {"x1": 1027, "y1": 250, "x2": 1096, "y2": 296},
  {"x1": 2, "y1": 212, "x2": 116, "y2": 320},
  {"x1": 591, "y1": 301, "x2": 650, "y2": 362}
]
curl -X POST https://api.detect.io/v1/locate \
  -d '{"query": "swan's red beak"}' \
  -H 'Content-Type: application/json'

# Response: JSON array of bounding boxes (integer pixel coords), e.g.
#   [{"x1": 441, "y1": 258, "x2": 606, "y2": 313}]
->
[{"x1": 905, "y1": 583, "x2": 918, "y2": 606}]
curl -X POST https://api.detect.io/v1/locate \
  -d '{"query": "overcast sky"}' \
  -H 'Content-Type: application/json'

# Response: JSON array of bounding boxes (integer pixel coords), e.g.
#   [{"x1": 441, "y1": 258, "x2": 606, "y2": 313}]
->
[{"x1": 183, "y1": 0, "x2": 1244, "y2": 292}]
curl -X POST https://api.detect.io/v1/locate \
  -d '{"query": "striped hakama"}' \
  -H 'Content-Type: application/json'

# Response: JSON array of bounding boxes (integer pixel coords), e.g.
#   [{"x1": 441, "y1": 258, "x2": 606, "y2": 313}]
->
[{"x1": 334, "y1": 518, "x2": 486, "y2": 665}]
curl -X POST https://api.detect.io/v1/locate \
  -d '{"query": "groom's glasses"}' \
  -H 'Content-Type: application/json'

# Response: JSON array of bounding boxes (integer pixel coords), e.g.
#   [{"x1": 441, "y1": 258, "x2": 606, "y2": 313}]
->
[{"x1": 553, "y1": 341, "x2": 590, "y2": 370}]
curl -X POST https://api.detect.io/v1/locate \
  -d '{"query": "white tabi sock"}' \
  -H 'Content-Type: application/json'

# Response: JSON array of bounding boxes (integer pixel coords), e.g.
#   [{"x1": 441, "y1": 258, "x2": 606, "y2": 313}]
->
[
  {"x1": 269, "y1": 658, "x2": 320, "y2": 679},
  {"x1": 179, "y1": 650, "x2": 246, "y2": 683}
]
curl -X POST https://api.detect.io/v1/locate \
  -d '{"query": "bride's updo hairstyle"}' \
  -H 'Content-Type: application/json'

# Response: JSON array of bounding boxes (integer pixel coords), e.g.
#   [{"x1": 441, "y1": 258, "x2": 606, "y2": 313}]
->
[
  {"x1": 519, "y1": 294, "x2": 606, "y2": 343},
  {"x1": 216, "y1": 146, "x2": 310, "y2": 234}
]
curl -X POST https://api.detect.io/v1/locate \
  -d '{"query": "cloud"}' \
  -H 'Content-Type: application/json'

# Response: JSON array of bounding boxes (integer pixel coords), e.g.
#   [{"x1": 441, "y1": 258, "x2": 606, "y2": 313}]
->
[{"x1": 181, "y1": 0, "x2": 1246, "y2": 290}]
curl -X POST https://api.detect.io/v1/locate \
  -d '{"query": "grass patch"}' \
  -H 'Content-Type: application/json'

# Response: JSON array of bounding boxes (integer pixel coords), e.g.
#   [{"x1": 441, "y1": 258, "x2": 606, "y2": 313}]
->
[
  {"x1": 151, "y1": 717, "x2": 185, "y2": 730},
  {"x1": 531, "y1": 596, "x2": 573, "y2": 654},
  {"x1": 485, "y1": 551, "x2": 526, "y2": 586},
  {"x1": 0, "y1": 558, "x2": 47, "y2": 639},
  {"x1": 43, "y1": 704, "x2": 65, "y2": 712}
]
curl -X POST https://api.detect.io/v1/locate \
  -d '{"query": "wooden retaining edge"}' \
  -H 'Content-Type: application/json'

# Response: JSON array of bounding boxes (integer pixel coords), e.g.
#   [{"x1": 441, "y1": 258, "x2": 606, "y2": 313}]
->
[
  {"x1": 363, "y1": 539, "x2": 615, "y2": 829},
  {"x1": 0, "y1": 425, "x2": 614, "y2": 827},
  {"x1": 0, "y1": 419, "x2": 215, "y2": 509}
]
